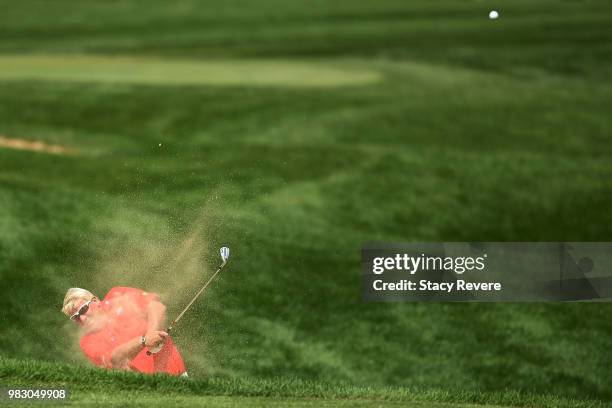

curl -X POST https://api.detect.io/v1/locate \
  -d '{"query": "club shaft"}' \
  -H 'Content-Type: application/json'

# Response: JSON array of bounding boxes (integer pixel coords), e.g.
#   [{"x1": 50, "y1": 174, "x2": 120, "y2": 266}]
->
[
  {"x1": 147, "y1": 257, "x2": 228, "y2": 355},
  {"x1": 170, "y1": 262, "x2": 226, "y2": 328}
]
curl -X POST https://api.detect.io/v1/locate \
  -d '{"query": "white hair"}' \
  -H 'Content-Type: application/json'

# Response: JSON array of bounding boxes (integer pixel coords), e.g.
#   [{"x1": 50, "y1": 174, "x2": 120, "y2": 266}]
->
[{"x1": 62, "y1": 288, "x2": 95, "y2": 316}]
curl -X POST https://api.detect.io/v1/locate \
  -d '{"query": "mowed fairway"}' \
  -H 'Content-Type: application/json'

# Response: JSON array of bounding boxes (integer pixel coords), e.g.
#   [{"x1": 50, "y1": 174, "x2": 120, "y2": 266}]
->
[
  {"x1": 0, "y1": 55, "x2": 380, "y2": 87},
  {"x1": 1, "y1": 0, "x2": 612, "y2": 407}
]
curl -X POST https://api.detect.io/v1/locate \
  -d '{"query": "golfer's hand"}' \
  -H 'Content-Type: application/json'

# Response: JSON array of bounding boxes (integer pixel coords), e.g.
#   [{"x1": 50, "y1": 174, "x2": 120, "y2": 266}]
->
[{"x1": 144, "y1": 330, "x2": 168, "y2": 348}]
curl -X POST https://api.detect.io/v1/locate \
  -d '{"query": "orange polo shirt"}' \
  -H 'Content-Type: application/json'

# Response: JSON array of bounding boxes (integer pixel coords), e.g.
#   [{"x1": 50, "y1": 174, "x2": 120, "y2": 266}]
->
[{"x1": 80, "y1": 287, "x2": 185, "y2": 375}]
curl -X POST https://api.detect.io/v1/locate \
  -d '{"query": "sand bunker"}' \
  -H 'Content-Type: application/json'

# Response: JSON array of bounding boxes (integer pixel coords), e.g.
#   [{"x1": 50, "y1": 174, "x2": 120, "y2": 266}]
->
[{"x1": 0, "y1": 135, "x2": 74, "y2": 155}]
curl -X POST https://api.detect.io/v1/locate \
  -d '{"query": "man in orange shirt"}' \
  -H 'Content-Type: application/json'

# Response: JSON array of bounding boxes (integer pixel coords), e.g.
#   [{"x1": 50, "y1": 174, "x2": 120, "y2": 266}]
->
[{"x1": 62, "y1": 287, "x2": 187, "y2": 376}]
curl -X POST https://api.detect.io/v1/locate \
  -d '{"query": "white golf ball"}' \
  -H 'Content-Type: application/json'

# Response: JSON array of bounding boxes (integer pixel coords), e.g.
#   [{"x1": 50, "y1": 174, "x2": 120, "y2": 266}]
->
[{"x1": 489, "y1": 10, "x2": 499, "y2": 19}]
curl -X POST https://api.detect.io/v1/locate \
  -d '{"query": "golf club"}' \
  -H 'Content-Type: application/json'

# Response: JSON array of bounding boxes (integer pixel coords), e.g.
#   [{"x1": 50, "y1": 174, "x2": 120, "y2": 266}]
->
[{"x1": 147, "y1": 246, "x2": 230, "y2": 355}]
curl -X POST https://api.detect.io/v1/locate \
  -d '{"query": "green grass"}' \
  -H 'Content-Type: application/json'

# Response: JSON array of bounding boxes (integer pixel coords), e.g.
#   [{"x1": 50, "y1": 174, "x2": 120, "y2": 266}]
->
[
  {"x1": 0, "y1": 55, "x2": 381, "y2": 88},
  {"x1": 1, "y1": 357, "x2": 608, "y2": 408},
  {"x1": 1, "y1": 0, "x2": 612, "y2": 406}
]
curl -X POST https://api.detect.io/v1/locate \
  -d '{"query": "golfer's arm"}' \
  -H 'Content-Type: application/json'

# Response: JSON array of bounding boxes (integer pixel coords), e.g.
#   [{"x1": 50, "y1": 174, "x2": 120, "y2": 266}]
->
[
  {"x1": 109, "y1": 300, "x2": 166, "y2": 368},
  {"x1": 146, "y1": 300, "x2": 167, "y2": 332},
  {"x1": 110, "y1": 336, "x2": 143, "y2": 369}
]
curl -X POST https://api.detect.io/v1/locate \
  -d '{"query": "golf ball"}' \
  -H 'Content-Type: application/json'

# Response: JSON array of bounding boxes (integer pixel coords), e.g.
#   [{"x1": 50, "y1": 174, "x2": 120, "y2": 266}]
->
[{"x1": 489, "y1": 10, "x2": 499, "y2": 19}]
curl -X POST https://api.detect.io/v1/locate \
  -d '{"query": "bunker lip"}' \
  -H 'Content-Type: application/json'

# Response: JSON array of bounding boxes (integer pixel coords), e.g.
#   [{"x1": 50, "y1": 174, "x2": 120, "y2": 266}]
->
[{"x1": 0, "y1": 135, "x2": 75, "y2": 155}]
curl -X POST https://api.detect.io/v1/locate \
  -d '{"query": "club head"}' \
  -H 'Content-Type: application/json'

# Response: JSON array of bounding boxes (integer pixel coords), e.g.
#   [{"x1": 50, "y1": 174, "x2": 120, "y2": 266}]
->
[{"x1": 220, "y1": 247, "x2": 230, "y2": 264}]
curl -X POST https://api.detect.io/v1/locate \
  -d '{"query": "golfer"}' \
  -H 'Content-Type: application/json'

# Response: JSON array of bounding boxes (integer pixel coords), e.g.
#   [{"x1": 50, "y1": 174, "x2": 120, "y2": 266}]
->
[{"x1": 62, "y1": 287, "x2": 187, "y2": 376}]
